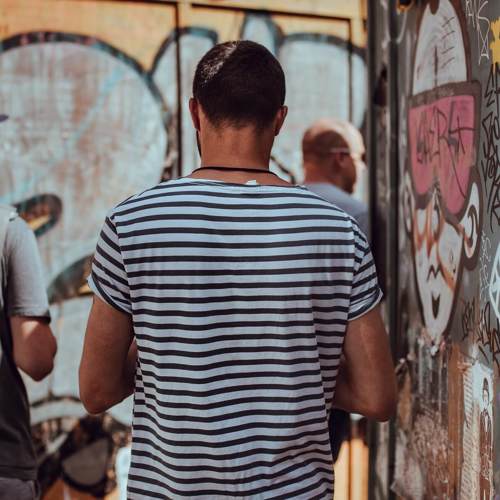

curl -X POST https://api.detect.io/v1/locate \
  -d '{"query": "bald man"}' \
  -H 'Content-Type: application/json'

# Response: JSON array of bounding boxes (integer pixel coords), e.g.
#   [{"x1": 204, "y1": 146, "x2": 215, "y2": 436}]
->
[
  {"x1": 303, "y1": 119, "x2": 369, "y2": 461},
  {"x1": 303, "y1": 118, "x2": 368, "y2": 234}
]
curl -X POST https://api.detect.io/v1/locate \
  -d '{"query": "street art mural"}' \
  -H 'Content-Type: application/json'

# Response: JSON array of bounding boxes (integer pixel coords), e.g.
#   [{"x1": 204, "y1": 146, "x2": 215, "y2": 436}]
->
[
  {"x1": 0, "y1": 2, "x2": 366, "y2": 497},
  {"x1": 370, "y1": 0, "x2": 500, "y2": 497},
  {"x1": 404, "y1": 0, "x2": 482, "y2": 346}
]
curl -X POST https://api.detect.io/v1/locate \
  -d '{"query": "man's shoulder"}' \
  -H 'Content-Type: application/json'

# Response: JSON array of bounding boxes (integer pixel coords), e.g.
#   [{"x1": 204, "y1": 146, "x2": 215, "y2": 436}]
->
[
  {"x1": 108, "y1": 179, "x2": 188, "y2": 219},
  {"x1": 0, "y1": 204, "x2": 16, "y2": 219},
  {"x1": 304, "y1": 183, "x2": 368, "y2": 231},
  {"x1": 305, "y1": 183, "x2": 367, "y2": 213},
  {"x1": 0, "y1": 208, "x2": 29, "y2": 257},
  {"x1": 0, "y1": 205, "x2": 18, "y2": 235},
  {"x1": 110, "y1": 179, "x2": 354, "y2": 215}
]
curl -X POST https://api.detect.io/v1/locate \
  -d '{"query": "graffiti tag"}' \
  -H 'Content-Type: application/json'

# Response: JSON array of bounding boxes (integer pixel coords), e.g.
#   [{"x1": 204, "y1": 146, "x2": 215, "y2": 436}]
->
[
  {"x1": 465, "y1": 0, "x2": 491, "y2": 65},
  {"x1": 461, "y1": 297, "x2": 478, "y2": 342},
  {"x1": 409, "y1": 93, "x2": 476, "y2": 215},
  {"x1": 481, "y1": 63, "x2": 500, "y2": 230},
  {"x1": 462, "y1": 298, "x2": 500, "y2": 370},
  {"x1": 479, "y1": 233, "x2": 492, "y2": 302},
  {"x1": 478, "y1": 302, "x2": 500, "y2": 370}
]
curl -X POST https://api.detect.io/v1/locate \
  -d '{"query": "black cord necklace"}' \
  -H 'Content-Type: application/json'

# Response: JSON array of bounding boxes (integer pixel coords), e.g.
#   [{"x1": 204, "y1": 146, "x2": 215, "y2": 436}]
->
[{"x1": 191, "y1": 166, "x2": 280, "y2": 177}]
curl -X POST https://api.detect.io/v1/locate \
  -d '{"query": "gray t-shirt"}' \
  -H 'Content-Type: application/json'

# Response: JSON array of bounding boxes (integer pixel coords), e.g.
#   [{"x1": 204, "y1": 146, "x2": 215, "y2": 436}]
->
[
  {"x1": 305, "y1": 182, "x2": 369, "y2": 235},
  {"x1": 0, "y1": 210, "x2": 50, "y2": 481}
]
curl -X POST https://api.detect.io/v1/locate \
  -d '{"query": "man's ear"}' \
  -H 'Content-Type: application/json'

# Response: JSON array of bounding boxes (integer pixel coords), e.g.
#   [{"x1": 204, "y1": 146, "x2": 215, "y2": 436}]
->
[
  {"x1": 274, "y1": 106, "x2": 288, "y2": 136},
  {"x1": 189, "y1": 98, "x2": 201, "y2": 131},
  {"x1": 333, "y1": 152, "x2": 346, "y2": 170},
  {"x1": 461, "y1": 180, "x2": 481, "y2": 265}
]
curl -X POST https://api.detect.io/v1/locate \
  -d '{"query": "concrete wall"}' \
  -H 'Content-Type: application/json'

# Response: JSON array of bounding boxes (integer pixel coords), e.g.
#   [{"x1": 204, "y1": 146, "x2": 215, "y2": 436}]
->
[
  {"x1": 0, "y1": 1, "x2": 366, "y2": 497},
  {"x1": 370, "y1": 0, "x2": 500, "y2": 498}
]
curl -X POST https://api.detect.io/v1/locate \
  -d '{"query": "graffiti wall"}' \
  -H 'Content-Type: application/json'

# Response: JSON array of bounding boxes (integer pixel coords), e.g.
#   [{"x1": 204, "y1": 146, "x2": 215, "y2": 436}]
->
[
  {"x1": 371, "y1": 0, "x2": 500, "y2": 498},
  {"x1": 0, "y1": 0, "x2": 367, "y2": 497}
]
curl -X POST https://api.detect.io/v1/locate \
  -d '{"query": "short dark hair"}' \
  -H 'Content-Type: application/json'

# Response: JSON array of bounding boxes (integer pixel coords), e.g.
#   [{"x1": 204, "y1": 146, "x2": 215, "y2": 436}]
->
[{"x1": 193, "y1": 40, "x2": 286, "y2": 129}]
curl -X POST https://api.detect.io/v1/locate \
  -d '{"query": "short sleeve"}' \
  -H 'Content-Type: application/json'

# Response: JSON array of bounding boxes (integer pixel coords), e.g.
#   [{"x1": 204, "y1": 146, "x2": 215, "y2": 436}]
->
[
  {"x1": 88, "y1": 214, "x2": 132, "y2": 314},
  {"x1": 348, "y1": 227, "x2": 382, "y2": 320},
  {"x1": 5, "y1": 217, "x2": 51, "y2": 320}
]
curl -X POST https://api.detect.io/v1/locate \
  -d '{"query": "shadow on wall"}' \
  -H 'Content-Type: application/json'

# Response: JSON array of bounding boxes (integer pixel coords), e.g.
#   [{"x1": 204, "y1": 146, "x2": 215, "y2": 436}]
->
[{"x1": 0, "y1": 16, "x2": 366, "y2": 497}]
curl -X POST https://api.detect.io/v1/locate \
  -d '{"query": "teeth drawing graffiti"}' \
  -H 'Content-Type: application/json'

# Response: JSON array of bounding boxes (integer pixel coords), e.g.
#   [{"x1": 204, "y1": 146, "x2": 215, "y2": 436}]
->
[{"x1": 490, "y1": 244, "x2": 500, "y2": 320}]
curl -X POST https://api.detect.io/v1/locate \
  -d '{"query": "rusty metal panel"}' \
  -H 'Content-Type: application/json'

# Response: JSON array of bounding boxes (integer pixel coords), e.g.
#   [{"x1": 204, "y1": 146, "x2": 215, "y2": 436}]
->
[{"x1": 371, "y1": 0, "x2": 500, "y2": 498}]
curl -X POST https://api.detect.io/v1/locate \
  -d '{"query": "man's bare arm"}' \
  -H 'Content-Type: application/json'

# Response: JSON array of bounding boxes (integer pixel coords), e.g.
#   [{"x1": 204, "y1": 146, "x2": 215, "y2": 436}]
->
[
  {"x1": 333, "y1": 306, "x2": 396, "y2": 421},
  {"x1": 79, "y1": 296, "x2": 136, "y2": 414},
  {"x1": 10, "y1": 317, "x2": 57, "y2": 381}
]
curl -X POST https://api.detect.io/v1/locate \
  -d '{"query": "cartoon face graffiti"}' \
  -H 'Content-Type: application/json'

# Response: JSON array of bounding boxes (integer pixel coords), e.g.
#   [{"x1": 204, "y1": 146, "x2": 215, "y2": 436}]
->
[{"x1": 404, "y1": 0, "x2": 482, "y2": 344}]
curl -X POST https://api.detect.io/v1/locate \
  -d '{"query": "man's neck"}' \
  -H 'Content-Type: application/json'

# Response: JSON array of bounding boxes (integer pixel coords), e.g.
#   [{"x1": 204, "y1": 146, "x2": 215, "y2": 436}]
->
[
  {"x1": 191, "y1": 126, "x2": 291, "y2": 186},
  {"x1": 200, "y1": 126, "x2": 271, "y2": 170}
]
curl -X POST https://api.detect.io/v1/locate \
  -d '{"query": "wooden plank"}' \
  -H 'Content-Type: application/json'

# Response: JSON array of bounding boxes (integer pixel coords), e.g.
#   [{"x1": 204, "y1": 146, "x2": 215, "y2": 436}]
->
[
  {"x1": 180, "y1": 0, "x2": 366, "y2": 19},
  {"x1": 0, "y1": 0, "x2": 176, "y2": 69},
  {"x1": 334, "y1": 441, "x2": 350, "y2": 500}
]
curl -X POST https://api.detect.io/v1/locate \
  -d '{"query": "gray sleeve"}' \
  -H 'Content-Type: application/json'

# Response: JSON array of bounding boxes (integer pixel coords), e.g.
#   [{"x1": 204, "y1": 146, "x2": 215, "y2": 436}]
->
[
  {"x1": 5, "y1": 217, "x2": 51, "y2": 320},
  {"x1": 355, "y1": 211, "x2": 369, "y2": 239}
]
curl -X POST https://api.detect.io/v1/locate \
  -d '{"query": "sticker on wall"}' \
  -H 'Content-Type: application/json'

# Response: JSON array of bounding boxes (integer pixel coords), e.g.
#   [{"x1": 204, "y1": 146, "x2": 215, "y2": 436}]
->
[
  {"x1": 491, "y1": 18, "x2": 500, "y2": 65},
  {"x1": 404, "y1": 0, "x2": 482, "y2": 345},
  {"x1": 461, "y1": 362, "x2": 494, "y2": 499}
]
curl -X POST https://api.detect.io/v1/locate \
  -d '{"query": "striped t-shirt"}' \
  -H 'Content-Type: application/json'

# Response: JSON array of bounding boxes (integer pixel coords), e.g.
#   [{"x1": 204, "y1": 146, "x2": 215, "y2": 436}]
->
[{"x1": 88, "y1": 177, "x2": 381, "y2": 499}]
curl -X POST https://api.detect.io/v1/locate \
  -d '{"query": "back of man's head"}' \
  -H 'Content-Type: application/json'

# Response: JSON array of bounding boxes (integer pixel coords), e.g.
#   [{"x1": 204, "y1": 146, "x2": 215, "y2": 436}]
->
[
  {"x1": 302, "y1": 118, "x2": 365, "y2": 193},
  {"x1": 302, "y1": 119, "x2": 362, "y2": 163},
  {"x1": 193, "y1": 41, "x2": 286, "y2": 130}
]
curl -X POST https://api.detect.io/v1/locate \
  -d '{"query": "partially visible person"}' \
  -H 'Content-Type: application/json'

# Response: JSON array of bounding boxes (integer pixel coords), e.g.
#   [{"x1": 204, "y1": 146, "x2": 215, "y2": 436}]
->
[
  {"x1": 303, "y1": 118, "x2": 370, "y2": 462},
  {"x1": 479, "y1": 378, "x2": 492, "y2": 500},
  {"x1": 0, "y1": 204, "x2": 57, "y2": 500},
  {"x1": 79, "y1": 41, "x2": 396, "y2": 499},
  {"x1": 303, "y1": 118, "x2": 368, "y2": 234}
]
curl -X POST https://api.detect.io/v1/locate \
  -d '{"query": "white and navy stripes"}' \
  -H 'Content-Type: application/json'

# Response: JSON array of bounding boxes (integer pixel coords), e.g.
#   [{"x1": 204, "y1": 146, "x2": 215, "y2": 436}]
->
[{"x1": 88, "y1": 178, "x2": 381, "y2": 499}]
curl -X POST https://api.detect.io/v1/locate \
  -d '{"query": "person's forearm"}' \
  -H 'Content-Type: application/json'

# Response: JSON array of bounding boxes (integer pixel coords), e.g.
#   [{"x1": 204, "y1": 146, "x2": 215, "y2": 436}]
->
[
  {"x1": 11, "y1": 317, "x2": 57, "y2": 381},
  {"x1": 333, "y1": 355, "x2": 395, "y2": 421},
  {"x1": 332, "y1": 357, "x2": 365, "y2": 414},
  {"x1": 336, "y1": 307, "x2": 397, "y2": 421},
  {"x1": 80, "y1": 339, "x2": 137, "y2": 414},
  {"x1": 103, "y1": 339, "x2": 137, "y2": 408},
  {"x1": 80, "y1": 296, "x2": 136, "y2": 414}
]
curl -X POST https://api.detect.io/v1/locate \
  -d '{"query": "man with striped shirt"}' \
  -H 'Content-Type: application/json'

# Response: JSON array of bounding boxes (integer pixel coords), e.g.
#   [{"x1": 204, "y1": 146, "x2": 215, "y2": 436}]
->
[{"x1": 80, "y1": 41, "x2": 396, "y2": 499}]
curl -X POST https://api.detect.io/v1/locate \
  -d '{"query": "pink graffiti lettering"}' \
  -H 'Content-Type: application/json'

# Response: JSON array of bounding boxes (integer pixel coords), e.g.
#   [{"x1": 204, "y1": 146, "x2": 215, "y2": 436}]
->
[{"x1": 408, "y1": 94, "x2": 476, "y2": 215}]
